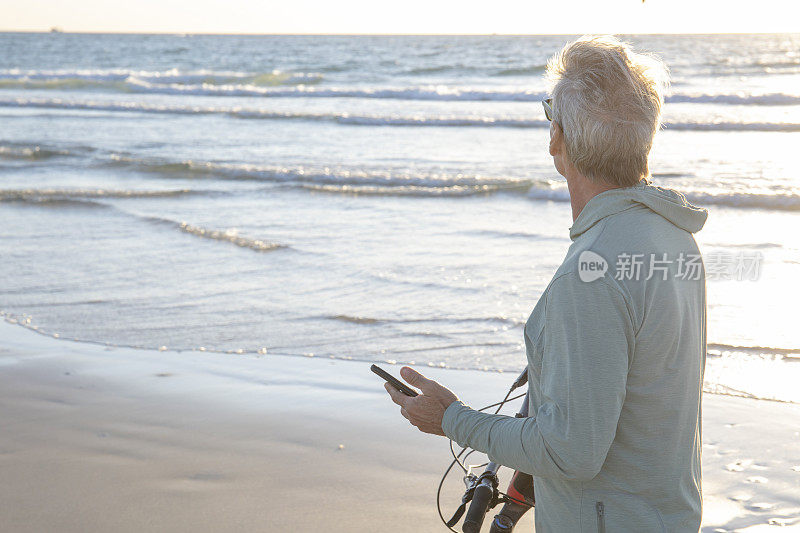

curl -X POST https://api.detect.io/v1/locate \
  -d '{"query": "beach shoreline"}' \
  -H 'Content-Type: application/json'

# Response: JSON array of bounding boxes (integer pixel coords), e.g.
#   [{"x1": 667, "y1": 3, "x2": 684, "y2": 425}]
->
[{"x1": 1, "y1": 319, "x2": 798, "y2": 532}]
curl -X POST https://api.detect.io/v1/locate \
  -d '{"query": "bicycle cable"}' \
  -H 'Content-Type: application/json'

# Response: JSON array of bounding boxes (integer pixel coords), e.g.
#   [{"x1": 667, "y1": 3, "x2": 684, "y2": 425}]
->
[{"x1": 436, "y1": 386, "x2": 527, "y2": 532}]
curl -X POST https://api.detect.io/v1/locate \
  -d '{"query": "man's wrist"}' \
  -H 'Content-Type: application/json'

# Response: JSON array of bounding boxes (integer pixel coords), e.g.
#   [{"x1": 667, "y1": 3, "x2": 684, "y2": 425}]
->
[{"x1": 441, "y1": 400, "x2": 468, "y2": 439}]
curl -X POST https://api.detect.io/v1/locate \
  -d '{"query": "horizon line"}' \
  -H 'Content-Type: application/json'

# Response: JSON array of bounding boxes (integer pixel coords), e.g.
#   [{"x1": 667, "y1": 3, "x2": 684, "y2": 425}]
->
[{"x1": 3, "y1": 29, "x2": 800, "y2": 37}]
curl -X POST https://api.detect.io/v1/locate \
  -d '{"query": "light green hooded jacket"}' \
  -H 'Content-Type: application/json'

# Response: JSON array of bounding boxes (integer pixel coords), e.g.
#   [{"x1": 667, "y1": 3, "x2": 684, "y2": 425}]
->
[{"x1": 442, "y1": 183, "x2": 708, "y2": 532}]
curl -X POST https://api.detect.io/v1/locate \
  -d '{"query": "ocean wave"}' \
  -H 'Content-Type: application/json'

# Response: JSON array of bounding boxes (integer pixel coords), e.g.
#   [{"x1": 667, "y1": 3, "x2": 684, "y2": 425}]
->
[
  {"x1": 6, "y1": 144, "x2": 798, "y2": 212},
  {"x1": 0, "y1": 97, "x2": 545, "y2": 126},
  {"x1": 705, "y1": 242, "x2": 783, "y2": 249},
  {"x1": 0, "y1": 188, "x2": 201, "y2": 209},
  {"x1": 331, "y1": 115, "x2": 548, "y2": 128},
  {"x1": 105, "y1": 153, "x2": 800, "y2": 211},
  {"x1": 0, "y1": 188, "x2": 196, "y2": 201},
  {"x1": 472, "y1": 229, "x2": 567, "y2": 242},
  {"x1": 6, "y1": 98, "x2": 800, "y2": 132},
  {"x1": 0, "y1": 97, "x2": 547, "y2": 126},
  {"x1": 0, "y1": 68, "x2": 323, "y2": 87},
  {"x1": 494, "y1": 65, "x2": 547, "y2": 76},
  {"x1": 3, "y1": 69, "x2": 800, "y2": 106},
  {"x1": 107, "y1": 154, "x2": 539, "y2": 190},
  {"x1": 175, "y1": 222, "x2": 286, "y2": 252},
  {"x1": 0, "y1": 98, "x2": 223, "y2": 116},
  {"x1": 403, "y1": 63, "x2": 544, "y2": 76},
  {"x1": 682, "y1": 190, "x2": 800, "y2": 211},
  {"x1": 327, "y1": 314, "x2": 382, "y2": 324},
  {"x1": 529, "y1": 184, "x2": 800, "y2": 212},
  {"x1": 143, "y1": 216, "x2": 288, "y2": 252},
  {"x1": 526, "y1": 187, "x2": 571, "y2": 202},
  {"x1": 405, "y1": 65, "x2": 465, "y2": 75},
  {"x1": 323, "y1": 314, "x2": 526, "y2": 326},
  {"x1": 132, "y1": 85, "x2": 800, "y2": 105},
  {"x1": 707, "y1": 343, "x2": 800, "y2": 357},
  {"x1": 651, "y1": 172, "x2": 687, "y2": 178},
  {"x1": 0, "y1": 72, "x2": 547, "y2": 100},
  {"x1": 315, "y1": 182, "x2": 800, "y2": 210},
  {"x1": 0, "y1": 197, "x2": 108, "y2": 209},
  {"x1": 667, "y1": 92, "x2": 800, "y2": 106},
  {"x1": 0, "y1": 68, "x2": 323, "y2": 93},
  {"x1": 124, "y1": 79, "x2": 548, "y2": 101},
  {"x1": 691, "y1": 61, "x2": 800, "y2": 78},
  {"x1": 1, "y1": 188, "x2": 286, "y2": 251},
  {"x1": 299, "y1": 182, "x2": 531, "y2": 197},
  {"x1": 0, "y1": 144, "x2": 71, "y2": 160},
  {"x1": 664, "y1": 121, "x2": 800, "y2": 132}
]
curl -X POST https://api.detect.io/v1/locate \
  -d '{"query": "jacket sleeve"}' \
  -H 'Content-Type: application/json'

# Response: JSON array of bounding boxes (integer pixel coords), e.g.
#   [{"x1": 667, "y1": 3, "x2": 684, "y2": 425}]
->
[{"x1": 441, "y1": 273, "x2": 634, "y2": 481}]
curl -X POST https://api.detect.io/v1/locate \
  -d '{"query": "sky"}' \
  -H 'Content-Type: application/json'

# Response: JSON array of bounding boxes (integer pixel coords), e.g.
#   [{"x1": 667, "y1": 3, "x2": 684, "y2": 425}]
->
[{"x1": 2, "y1": 0, "x2": 800, "y2": 34}]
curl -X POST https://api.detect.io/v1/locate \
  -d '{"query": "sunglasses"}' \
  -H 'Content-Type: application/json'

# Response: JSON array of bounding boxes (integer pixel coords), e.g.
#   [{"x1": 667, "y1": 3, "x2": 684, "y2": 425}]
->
[{"x1": 542, "y1": 98, "x2": 555, "y2": 122}]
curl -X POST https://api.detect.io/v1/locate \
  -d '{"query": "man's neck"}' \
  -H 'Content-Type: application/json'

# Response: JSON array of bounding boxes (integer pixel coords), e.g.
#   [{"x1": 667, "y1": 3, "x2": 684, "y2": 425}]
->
[{"x1": 565, "y1": 170, "x2": 619, "y2": 222}]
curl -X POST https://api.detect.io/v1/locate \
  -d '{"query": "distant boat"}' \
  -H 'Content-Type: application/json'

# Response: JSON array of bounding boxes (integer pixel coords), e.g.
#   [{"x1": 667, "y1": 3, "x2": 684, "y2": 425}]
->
[{"x1": 50, "y1": 27, "x2": 63, "y2": 33}]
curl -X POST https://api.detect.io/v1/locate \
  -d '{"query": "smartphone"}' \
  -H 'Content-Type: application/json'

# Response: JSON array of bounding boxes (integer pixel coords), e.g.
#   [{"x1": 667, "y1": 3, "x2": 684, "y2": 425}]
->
[{"x1": 371, "y1": 364, "x2": 419, "y2": 397}]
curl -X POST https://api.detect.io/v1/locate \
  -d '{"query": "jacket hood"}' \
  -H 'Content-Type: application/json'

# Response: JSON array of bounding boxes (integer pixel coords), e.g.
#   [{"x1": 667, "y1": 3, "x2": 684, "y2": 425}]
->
[{"x1": 569, "y1": 182, "x2": 708, "y2": 240}]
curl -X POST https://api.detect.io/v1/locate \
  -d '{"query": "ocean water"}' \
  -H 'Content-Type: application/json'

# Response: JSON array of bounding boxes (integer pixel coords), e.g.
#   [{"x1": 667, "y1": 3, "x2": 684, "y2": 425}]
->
[{"x1": 1, "y1": 33, "x2": 799, "y2": 402}]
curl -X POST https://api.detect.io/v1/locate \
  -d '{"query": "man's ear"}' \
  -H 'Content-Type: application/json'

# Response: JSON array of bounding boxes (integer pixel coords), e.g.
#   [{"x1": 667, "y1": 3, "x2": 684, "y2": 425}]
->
[{"x1": 549, "y1": 122, "x2": 562, "y2": 157}]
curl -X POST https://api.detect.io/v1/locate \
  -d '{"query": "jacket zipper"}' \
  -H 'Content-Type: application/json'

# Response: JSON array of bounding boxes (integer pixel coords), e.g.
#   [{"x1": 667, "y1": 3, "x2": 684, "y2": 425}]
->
[{"x1": 596, "y1": 501, "x2": 606, "y2": 533}]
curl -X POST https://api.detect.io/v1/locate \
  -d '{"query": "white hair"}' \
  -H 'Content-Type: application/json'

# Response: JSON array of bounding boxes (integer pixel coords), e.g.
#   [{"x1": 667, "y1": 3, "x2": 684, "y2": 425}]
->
[{"x1": 546, "y1": 35, "x2": 670, "y2": 187}]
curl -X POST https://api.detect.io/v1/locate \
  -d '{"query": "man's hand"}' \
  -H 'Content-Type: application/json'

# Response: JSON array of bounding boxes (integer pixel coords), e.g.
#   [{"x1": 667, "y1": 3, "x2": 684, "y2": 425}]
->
[{"x1": 384, "y1": 366, "x2": 459, "y2": 436}]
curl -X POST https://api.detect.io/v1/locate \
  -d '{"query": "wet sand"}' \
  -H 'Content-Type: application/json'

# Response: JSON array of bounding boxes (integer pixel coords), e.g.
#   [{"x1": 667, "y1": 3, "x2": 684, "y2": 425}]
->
[{"x1": 0, "y1": 320, "x2": 798, "y2": 532}]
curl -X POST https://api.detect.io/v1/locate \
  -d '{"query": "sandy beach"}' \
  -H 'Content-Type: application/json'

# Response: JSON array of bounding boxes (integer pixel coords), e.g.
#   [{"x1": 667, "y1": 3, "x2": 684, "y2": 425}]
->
[{"x1": 1, "y1": 319, "x2": 798, "y2": 532}]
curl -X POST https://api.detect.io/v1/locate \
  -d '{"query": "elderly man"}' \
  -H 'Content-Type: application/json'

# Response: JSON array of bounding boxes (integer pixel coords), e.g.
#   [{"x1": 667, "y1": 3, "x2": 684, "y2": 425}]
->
[{"x1": 385, "y1": 35, "x2": 708, "y2": 532}]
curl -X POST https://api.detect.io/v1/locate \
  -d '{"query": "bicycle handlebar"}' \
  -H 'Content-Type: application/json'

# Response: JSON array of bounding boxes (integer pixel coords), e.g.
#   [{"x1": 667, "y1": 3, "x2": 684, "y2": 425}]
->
[
  {"x1": 462, "y1": 462, "x2": 500, "y2": 533},
  {"x1": 462, "y1": 481, "x2": 493, "y2": 533}
]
